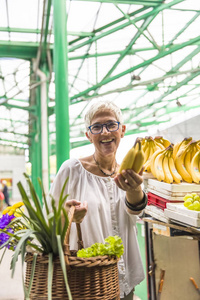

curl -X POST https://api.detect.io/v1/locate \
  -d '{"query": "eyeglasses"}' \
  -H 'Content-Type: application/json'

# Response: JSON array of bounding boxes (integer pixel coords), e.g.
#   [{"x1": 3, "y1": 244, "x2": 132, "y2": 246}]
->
[{"x1": 88, "y1": 121, "x2": 120, "y2": 134}]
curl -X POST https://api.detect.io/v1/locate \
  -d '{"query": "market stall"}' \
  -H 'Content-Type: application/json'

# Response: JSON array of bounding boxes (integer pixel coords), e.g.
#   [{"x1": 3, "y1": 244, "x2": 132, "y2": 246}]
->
[{"x1": 143, "y1": 178, "x2": 200, "y2": 300}]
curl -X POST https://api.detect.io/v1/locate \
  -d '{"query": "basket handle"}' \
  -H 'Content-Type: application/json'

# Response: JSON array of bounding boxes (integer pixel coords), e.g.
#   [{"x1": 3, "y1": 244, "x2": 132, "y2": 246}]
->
[{"x1": 63, "y1": 205, "x2": 84, "y2": 255}]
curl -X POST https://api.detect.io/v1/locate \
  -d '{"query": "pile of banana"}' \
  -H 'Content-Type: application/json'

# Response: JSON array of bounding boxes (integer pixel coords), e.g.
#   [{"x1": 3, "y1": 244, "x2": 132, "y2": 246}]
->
[
  {"x1": 119, "y1": 135, "x2": 200, "y2": 184},
  {"x1": 145, "y1": 137, "x2": 200, "y2": 184}
]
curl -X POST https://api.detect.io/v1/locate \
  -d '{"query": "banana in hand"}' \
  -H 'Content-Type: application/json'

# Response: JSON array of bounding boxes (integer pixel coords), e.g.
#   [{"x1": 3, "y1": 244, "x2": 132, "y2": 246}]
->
[
  {"x1": 119, "y1": 140, "x2": 144, "y2": 174},
  {"x1": 132, "y1": 140, "x2": 145, "y2": 173},
  {"x1": 118, "y1": 145, "x2": 136, "y2": 174}
]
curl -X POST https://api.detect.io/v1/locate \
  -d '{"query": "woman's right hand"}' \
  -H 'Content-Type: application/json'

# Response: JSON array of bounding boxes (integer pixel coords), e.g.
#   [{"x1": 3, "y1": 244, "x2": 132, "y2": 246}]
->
[{"x1": 65, "y1": 199, "x2": 88, "y2": 223}]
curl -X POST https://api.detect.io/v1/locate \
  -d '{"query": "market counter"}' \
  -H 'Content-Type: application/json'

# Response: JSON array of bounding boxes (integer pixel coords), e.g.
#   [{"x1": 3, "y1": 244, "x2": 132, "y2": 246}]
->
[
  {"x1": 143, "y1": 178, "x2": 200, "y2": 300},
  {"x1": 143, "y1": 215, "x2": 200, "y2": 300}
]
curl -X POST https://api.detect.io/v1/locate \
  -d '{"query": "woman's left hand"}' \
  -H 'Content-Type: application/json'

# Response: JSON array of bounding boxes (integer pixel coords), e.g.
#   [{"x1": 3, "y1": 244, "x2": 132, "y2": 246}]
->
[{"x1": 114, "y1": 167, "x2": 144, "y2": 192}]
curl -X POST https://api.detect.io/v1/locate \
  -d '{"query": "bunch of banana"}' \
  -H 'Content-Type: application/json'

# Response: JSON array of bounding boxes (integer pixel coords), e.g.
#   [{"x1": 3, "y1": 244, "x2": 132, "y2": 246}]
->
[
  {"x1": 174, "y1": 138, "x2": 199, "y2": 183},
  {"x1": 154, "y1": 136, "x2": 171, "y2": 148},
  {"x1": 119, "y1": 139, "x2": 145, "y2": 175},
  {"x1": 150, "y1": 144, "x2": 182, "y2": 183},
  {"x1": 142, "y1": 136, "x2": 166, "y2": 173}
]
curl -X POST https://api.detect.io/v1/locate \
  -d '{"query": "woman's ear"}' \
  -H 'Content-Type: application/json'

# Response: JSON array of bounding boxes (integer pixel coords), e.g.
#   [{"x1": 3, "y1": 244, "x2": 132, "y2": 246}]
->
[
  {"x1": 121, "y1": 125, "x2": 126, "y2": 138},
  {"x1": 85, "y1": 131, "x2": 93, "y2": 143}
]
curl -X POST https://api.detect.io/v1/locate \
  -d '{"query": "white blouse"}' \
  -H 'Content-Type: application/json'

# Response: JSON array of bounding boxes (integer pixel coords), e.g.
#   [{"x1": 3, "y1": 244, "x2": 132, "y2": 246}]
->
[{"x1": 48, "y1": 158, "x2": 145, "y2": 298}]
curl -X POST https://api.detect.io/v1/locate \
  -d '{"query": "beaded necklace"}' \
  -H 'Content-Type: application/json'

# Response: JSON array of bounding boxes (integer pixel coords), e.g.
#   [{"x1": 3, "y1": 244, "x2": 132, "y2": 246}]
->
[{"x1": 93, "y1": 154, "x2": 117, "y2": 177}]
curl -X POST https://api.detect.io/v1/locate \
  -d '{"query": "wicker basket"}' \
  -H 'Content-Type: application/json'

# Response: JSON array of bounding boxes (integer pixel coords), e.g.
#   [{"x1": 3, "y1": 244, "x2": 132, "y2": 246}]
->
[{"x1": 25, "y1": 206, "x2": 120, "y2": 300}]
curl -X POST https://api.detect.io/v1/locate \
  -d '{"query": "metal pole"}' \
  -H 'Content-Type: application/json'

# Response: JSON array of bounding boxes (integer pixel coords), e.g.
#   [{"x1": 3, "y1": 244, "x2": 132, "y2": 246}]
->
[
  {"x1": 36, "y1": 68, "x2": 49, "y2": 195},
  {"x1": 53, "y1": 0, "x2": 70, "y2": 171}
]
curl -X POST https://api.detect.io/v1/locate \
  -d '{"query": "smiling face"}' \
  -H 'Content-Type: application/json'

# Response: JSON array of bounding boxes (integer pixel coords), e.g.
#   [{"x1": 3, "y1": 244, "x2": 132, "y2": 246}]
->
[{"x1": 86, "y1": 109, "x2": 126, "y2": 158}]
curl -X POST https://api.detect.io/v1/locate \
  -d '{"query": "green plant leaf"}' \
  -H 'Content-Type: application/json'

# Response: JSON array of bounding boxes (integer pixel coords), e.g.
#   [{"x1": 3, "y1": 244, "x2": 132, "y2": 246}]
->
[
  {"x1": 57, "y1": 235, "x2": 72, "y2": 300},
  {"x1": 48, "y1": 253, "x2": 53, "y2": 300},
  {"x1": 61, "y1": 208, "x2": 69, "y2": 244},
  {"x1": 24, "y1": 173, "x2": 44, "y2": 217},
  {"x1": 58, "y1": 177, "x2": 69, "y2": 211},
  {"x1": 37, "y1": 177, "x2": 50, "y2": 216},
  {"x1": 27, "y1": 253, "x2": 38, "y2": 296},
  {"x1": 10, "y1": 229, "x2": 35, "y2": 277}
]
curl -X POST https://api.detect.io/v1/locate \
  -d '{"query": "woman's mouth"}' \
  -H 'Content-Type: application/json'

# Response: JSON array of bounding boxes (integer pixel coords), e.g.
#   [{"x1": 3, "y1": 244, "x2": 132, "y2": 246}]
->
[{"x1": 101, "y1": 139, "x2": 114, "y2": 144}]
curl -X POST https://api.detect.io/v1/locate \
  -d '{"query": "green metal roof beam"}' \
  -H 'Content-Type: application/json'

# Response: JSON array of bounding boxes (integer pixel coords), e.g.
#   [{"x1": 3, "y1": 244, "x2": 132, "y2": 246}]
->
[
  {"x1": 44, "y1": 0, "x2": 52, "y2": 46},
  {"x1": 0, "y1": 138, "x2": 28, "y2": 146},
  {"x1": 69, "y1": 0, "x2": 184, "y2": 52},
  {"x1": 74, "y1": 0, "x2": 163, "y2": 6},
  {"x1": 0, "y1": 41, "x2": 44, "y2": 59},
  {"x1": 70, "y1": 35, "x2": 200, "y2": 102},
  {"x1": 68, "y1": 6, "x2": 149, "y2": 45},
  {"x1": 68, "y1": 48, "x2": 155, "y2": 60},
  {"x1": 0, "y1": 130, "x2": 31, "y2": 138},
  {"x1": 127, "y1": 73, "x2": 200, "y2": 121},
  {"x1": 0, "y1": 27, "x2": 42, "y2": 34},
  {"x1": 0, "y1": 27, "x2": 95, "y2": 38},
  {"x1": 149, "y1": 71, "x2": 200, "y2": 107},
  {"x1": 135, "y1": 45, "x2": 200, "y2": 95},
  {"x1": 166, "y1": 105, "x2": 200, "y2": 114},
  {"x1": 166, "y1": 12, "x2": 200, "y2": 47},
  {"x1": 0, "y1": 118, "x2": 28, "y2": 124},
  {"x1": 1, "y1": 103, "x2": 36, "y2": 112},
  {"x1": 101, "y1": 13, "x2": 158, "y2": 83}
]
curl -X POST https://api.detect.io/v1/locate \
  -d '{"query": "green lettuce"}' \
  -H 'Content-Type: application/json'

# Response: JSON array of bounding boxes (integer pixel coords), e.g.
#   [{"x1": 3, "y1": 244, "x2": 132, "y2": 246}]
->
[{"x1": 77, "y1": 235, "x2": 124, "y2": 258}]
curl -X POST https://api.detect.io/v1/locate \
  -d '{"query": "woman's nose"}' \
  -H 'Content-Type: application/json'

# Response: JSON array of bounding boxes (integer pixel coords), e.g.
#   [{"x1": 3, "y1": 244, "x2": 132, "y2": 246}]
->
[{"x1": 101, "y1": 124, "x2": 109, "y2": 133}]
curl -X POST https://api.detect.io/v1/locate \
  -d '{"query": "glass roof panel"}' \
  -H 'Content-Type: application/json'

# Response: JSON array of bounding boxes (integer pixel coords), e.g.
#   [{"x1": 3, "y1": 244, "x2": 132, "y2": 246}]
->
[{"x1": 0, "y1": 0, "x2": 200, "y2": 155}]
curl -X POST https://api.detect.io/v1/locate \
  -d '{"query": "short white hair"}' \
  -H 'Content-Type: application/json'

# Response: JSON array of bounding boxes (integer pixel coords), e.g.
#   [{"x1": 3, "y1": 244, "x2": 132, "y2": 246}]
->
[
  {"x1": 84, "y1": 100, "x2": 123, "y2": 130},
  {"x1": 2, "y1": 180, "x2": 7, "y2": 185}
]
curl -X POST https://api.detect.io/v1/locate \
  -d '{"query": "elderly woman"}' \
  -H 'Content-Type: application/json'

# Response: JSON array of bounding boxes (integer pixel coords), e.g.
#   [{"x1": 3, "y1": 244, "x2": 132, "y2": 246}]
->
[{"x1": 49, "y1": 100, "x2": 146, "y2": 300}]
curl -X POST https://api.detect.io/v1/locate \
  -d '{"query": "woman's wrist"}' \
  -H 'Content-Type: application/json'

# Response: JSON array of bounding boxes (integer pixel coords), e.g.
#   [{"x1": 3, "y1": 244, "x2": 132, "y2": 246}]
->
[
  {"x1": 125, "y1": 192, "x2": 148, "y2": 211},
  {"x1": 126, "y1": 187, "x2": 143, "y2": 205}
]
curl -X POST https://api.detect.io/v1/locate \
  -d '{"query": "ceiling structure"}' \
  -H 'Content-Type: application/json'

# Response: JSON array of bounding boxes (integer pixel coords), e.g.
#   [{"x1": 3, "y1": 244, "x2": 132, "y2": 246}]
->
[{"x1": 0, "y1": 0, "x2": 200, "y2": 159}]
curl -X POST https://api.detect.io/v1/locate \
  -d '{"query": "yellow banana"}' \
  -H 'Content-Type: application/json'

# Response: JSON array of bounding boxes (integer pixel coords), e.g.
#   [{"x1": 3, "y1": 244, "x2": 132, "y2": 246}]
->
[
  {"x1": 161, "y1": 137, "x2": 171, "y2": 148},
  {"x1": 144, "y1": 161, "x2": 151, "y2": 173},
  {"x1": 154, "y1": 151, "x2": 166, "y2": 181},
  {"x1": 168, "y1": 154, "x2": 182, "y2": 183},
  {"x1": 132, "y1": 140, "x2": 145, "y2": 173},
  {"x1": 191, "y1": 145, "x2": 198, "y2": 159},
  {"x1": 144, "y1": 140, "x2": 155, "y2": 172},
  {"x1": 140, "y1": 137, "x2": 145, "y2": 147},
  {"x1": 173, "y1": 141, "x2": 181, "y2": 160},
  {"x1": 199, "y1": 158, "x2": 200, "y2": 173},
  {"x1": 150, "y1": 149, "x2": 165, "y2": 178},
  {"x1": 162, "y1": 153, "x2": 173, "y2": 184},
  {"x1": 118, "y1": 146, "x2": 136, "y2": 174},
  {"x1": 143, "y1": 143, "x2": 150, "y2": 164},
  {"x1": 190, "y1": 150, "x2": 200, "y2": 183},
  {"x1": 154, "y1": 139, "x2": 165, "y2": 150},
  {"x1": 174, "y1": 146, "x2": 193, "y2": 183},
  {"x1": 154, "y1": 136, "x2": 170, "y2": 148},
  {"x1": 142, "y1": 139, "x2": 148, "y2": 153},
  {"x1": 184, "y1": 148, "x2": 192, "y2": 176},
  {"x1": 175, "y1": 137, "x2": 192, "y2": 158}
]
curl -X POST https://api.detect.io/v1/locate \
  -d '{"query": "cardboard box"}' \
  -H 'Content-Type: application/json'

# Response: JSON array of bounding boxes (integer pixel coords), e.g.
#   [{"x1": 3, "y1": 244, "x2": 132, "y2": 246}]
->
[{"x1": 152, "y1": 223, "x2": 189, "y2": 237}]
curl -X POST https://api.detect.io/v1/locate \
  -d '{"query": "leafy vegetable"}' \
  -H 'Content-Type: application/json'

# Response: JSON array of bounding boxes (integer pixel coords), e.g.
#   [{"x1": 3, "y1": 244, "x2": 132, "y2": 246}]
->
[{"x1": 77, "y1": 235, "x2": 124, "y2": 258}]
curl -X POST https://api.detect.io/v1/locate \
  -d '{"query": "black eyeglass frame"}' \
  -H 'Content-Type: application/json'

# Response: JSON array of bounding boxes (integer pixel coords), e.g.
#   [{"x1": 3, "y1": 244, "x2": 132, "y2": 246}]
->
[{"x1": 88, "y1": 121, "x2": 121, "y2": 134}]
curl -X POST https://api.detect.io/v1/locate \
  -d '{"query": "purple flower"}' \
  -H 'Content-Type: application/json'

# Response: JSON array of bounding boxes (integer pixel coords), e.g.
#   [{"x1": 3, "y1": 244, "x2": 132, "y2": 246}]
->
[
  {"x1": 0, "y1": 214, "x2": 15, "y2": 229},
  {"x1": 0, "y1": 228, "x2": 14, "y2": 248}
]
